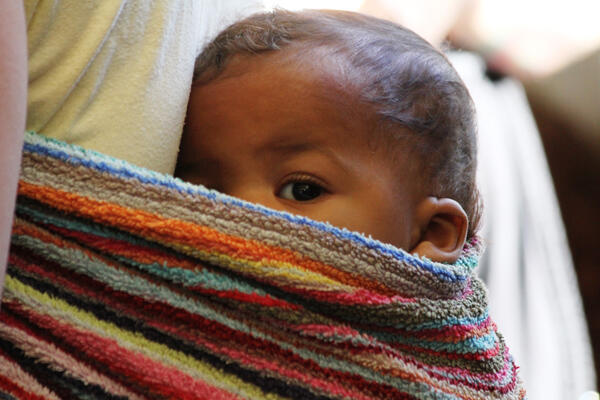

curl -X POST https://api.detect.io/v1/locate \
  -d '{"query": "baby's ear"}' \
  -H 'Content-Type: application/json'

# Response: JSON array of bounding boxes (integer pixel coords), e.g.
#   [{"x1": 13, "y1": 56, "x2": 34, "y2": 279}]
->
[{"x1": 409, "y1": 197, "x2": 468, "y2": 263}]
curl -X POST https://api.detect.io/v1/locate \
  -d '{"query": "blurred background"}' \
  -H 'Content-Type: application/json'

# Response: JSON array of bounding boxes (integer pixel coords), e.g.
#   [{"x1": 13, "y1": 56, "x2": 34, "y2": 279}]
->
[{"x1": 266, "y1": 0, "x2": 599, "y2": 398}]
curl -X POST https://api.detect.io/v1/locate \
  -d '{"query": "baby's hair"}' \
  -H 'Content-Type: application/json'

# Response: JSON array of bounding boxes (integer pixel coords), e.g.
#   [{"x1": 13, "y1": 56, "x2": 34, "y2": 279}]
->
[{"x1": 194, "y1": 9, "x2": 482, "y2": 238}]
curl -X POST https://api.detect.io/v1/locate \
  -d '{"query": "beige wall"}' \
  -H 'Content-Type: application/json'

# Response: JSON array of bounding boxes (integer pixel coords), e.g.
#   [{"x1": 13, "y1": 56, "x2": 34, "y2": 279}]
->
[{"x1": 526, "y1": 49, "x2": 600, "y2": 152}]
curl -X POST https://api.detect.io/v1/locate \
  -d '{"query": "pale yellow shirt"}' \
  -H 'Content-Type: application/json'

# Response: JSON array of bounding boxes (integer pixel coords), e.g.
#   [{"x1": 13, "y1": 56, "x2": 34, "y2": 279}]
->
[{"x1": 25, "y1": 0, "x2": 264, "y2": 174}]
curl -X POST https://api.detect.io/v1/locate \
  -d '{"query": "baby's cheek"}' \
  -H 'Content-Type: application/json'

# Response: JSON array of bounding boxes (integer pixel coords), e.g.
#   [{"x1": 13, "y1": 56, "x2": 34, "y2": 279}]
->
[
  {"x1": 348, "y1": 196, "x2": 412, "y2": 249},
  {"x1": 307, "y1": 199, "x2": 407, "y2": 249}
]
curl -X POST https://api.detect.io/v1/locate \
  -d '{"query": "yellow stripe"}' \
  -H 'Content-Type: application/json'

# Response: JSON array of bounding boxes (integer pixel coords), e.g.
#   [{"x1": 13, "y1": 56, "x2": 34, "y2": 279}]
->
[
  {"x1": 176, "y1": 244, "x2": 352, "y2": 290},
  {"x1": 4, "y1": 276, "x2": 285, "y2": 400}
]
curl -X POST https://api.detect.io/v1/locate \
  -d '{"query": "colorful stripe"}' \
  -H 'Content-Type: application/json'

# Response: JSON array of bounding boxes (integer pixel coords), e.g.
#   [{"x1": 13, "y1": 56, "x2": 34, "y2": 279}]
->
[{"x1": 0, "y1": 132, "x2": 526, "y2": 399}]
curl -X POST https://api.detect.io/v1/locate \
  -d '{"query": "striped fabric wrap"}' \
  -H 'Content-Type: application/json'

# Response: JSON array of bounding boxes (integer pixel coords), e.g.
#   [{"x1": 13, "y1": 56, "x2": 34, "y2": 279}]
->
[{"x1": 0, "y1": 132, "x2": 525, "y2": 399}]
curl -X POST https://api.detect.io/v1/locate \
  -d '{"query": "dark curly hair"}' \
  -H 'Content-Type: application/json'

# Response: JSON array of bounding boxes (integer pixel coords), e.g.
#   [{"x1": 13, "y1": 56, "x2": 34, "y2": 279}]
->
[{"x1": 193, "y1": 9, "x2": 482, "y2": 238}]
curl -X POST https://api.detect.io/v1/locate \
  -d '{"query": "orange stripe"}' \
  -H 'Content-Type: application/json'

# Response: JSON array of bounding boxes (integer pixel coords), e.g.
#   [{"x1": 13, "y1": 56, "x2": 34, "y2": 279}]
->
[{"x1": 18, "y1": 181, "x2": 397, "y2": 295}]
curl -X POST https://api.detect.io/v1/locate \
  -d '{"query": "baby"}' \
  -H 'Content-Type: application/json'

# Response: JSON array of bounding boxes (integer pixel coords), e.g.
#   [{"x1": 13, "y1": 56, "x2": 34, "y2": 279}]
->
[{"x1": 176, "y1": 9, "x2": 480, "y2": 263}]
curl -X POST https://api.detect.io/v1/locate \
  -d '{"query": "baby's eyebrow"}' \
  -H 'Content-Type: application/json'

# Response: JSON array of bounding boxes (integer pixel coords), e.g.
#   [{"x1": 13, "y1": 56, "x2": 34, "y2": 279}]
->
[
  {"x1": 257, "y1": 140, "x2": 349, "y2": 172},
  {"x1": 260, "y1": 141, "x2": 319, "y2": 156}
]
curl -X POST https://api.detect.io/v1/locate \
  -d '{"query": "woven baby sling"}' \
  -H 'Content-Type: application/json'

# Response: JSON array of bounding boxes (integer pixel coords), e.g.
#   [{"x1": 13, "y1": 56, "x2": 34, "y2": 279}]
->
[{"x1": 0, "y1": 132, "x2": 525, "y2": 399}]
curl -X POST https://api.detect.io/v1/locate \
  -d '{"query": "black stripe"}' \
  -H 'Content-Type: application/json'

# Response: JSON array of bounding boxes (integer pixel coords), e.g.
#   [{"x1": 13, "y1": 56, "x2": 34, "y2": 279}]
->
[
  {"x1": 6, "y1": 266, "x2": 334, "y2": 400},
  {"x1": 0, "y1": 389, "x2": 17, "y2": 400},
  {"x1": 0, "y1": 336, "x2": 127, "y2": 400},
  {"x1": 0, "y1": 391, "x2": 17, "y2": 400}
]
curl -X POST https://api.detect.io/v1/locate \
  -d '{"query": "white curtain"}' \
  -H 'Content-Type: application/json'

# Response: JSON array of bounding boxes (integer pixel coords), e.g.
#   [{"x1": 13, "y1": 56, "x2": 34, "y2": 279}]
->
[{"x1": 450, "y1": 53, "x2": 597, "y2": 400}]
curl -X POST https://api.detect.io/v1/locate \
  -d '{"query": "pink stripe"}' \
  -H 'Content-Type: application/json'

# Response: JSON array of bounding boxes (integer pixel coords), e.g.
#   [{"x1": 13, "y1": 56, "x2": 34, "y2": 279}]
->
[
  {"x1": 4, "y1": 301, "x2": 241, "y2": 400},
  {"x1": 0, "y1": 348, "x2": 59, "y2": 400},
  {"x1": 404, "y1": 345, "x2": 519, "y2": 392},
  {"x1": 290, "y1": 322, "x2": 517, "y2": 392},
  {"x1": 0, "y1": 319, "x2": 144, "y2": 400}
]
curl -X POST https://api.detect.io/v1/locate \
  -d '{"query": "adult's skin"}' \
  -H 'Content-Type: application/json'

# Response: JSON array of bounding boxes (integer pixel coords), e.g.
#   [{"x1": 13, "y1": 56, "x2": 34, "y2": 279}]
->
[{"x1": 0, "y1": 2, "x2": 27, "y2": 298}]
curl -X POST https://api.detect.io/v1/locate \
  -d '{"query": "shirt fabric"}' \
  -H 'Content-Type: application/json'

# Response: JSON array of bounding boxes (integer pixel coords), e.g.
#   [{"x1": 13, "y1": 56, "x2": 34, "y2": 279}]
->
[{"x1": 25, "y1": 0, "x2": 265, "y2": 174}]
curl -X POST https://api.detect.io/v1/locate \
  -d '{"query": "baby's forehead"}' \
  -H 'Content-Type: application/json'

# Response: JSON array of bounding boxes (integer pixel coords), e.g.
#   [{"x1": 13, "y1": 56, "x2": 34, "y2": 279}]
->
[{"x1": 199, "y1": 45, "x2": 414, "y2": 153}]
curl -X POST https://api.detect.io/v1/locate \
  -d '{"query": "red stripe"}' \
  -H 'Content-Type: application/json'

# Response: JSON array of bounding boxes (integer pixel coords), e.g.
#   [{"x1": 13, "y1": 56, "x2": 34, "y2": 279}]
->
[
  {"x1": 30, "y1": 223, "x2": 300, "y2": 310},
  {"x1": 144, "y1": 316, "x2": 375, "y2": 400},
  {"x1": 44, "y1": 224, "x2": 201, "y2": 270},
  {"x1": 187, "y1": 287, "x2": 300, "y2": 309},
  {"x1": 8, "y1": 249, "x2": 415, "y2": 399},
  {"x1": 391, "y1": 344, "x2": 520, "y2": 393},
  {"x1": 0, "y1": 375, "x2": 50, "y2": 400},
  {"x1": 9, "y1": 223, "x2": 506, "y2": 396},
  {"x1": 0, "y1": 310, "x2": 53, "y2": 349},
  {"x1": 354, "y1": 317, "x2": 495, "y2": 343},
  {"x1": 2, "y1": 301, "x2": 239, "y2": 400},
  {"x1": 10, "y1": 243, "x2": 506, "y2": 394},
  {"x1": 279, "y1": 286, "x2": 415, "y2": 306}
]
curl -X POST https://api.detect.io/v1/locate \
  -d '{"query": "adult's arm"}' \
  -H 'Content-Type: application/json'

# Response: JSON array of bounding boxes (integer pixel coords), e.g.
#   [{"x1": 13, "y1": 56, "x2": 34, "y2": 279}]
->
[{"x1": 0, "y1": 1, "x2": 27, "y2": 296}]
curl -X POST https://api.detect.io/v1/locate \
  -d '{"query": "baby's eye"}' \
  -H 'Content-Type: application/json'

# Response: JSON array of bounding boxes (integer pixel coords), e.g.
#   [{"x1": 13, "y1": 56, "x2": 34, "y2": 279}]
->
[{"x1": 278, "y1": 181, "x2": 324, "y2": 201}]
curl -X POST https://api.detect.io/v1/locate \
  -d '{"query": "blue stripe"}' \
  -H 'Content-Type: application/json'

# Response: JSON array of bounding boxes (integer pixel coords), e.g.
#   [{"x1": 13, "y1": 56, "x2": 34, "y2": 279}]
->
[
  {"x1": 23, "y1": 132, "x2": 472, "y2": 282},
  {"x1": 371, "y1": 330, "x2": 499, "y2": 353}
]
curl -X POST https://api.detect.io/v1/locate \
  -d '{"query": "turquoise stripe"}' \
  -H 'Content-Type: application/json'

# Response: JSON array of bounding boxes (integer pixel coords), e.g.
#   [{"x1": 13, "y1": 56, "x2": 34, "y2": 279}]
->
[
  {"x1": 10, "y1": 234, "x2": 461, "y2": 398},
  {"x1": 16, "y1": 202, "x2": 270, "y2": 297},
  {"x1": 123, "y1": 258, "x2": 272, "y2": 295},
  {"x1": 388, "y1": 311, "x2": 490, "y2": 331},
  {"x1": 369, "y1": 330, "x2": 499, "y2": 353}
]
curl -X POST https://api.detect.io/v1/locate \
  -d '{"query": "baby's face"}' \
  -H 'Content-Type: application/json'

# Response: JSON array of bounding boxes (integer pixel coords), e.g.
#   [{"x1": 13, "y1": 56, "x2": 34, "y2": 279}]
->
[{"x1": 177, "y1": 52, "x2": 421, "y2": 250}]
